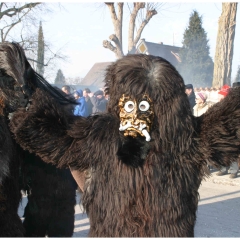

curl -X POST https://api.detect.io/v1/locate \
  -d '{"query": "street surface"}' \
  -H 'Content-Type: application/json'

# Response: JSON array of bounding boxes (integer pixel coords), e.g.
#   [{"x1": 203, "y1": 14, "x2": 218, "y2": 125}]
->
[{"x1": 18, "y1": 170, "x2": 240, "y2": 238}]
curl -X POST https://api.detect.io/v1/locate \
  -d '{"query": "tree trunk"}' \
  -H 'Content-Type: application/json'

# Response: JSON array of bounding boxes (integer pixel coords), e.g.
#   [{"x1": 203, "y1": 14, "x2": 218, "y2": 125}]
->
[
  {"x1": 212, "y1": 3, "x2": 238, "y2": 88},
  {"x1": 128, "y1": 3, "x2": 145, "y2": 52},
  {"x1": 103, "y1": 2, "x2": 157, "y2": 58},
  {"x1": 128, "y1": 3, "x2": 157, "y2": 53},
  {"x1": 103, "y1": 2, "x2": 124, "y2": 59}
]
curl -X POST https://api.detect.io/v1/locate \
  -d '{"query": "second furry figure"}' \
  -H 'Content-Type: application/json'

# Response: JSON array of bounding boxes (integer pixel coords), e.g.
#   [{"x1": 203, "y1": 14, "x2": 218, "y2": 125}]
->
[{"x1": 0, "y1": 42, "x2": 77, "y2": 237}]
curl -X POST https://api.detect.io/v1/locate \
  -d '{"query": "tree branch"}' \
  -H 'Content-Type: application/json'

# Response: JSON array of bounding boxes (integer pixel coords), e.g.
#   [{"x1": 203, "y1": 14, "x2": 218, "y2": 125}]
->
[
  {"x1": 104, "y1": 2, "x2": 124, "y2": 58},
  {"x1": 117, "y1": 2, "x2": 123, "y2": 45},
  {"x1": 103, "y1": 39, "x2": 117, "y2": 54},
  {"x1": 0, "y1": 3, "x2": 5, "y2": 12},
  {"x1": 2, "y1": 20, "x2": 21, "y2": 41},
  {"x1": 105, "y1": 3, "x2": 117, "y2": 22},
  {"x1": 0, "y1": 2, "x2": 41, "y2": 19},
  {"x1": 133, "y1": 9, "x2": 157, "y2": 47},
  {"x1": 109, "y1": 34, "x2": 121, "y2": 51},
  {"x1": 1, "y1": 8, "x2": 31, "y2": 41},
  {"x1": 128, "y1": 2, "x2": 145, "y2": 52},
  {"x1": 117, "y1": 3, "x2": 123, "y2": 20},
  {"x1": 27, "y1": 58, "x2": 48, "y2": 66}
]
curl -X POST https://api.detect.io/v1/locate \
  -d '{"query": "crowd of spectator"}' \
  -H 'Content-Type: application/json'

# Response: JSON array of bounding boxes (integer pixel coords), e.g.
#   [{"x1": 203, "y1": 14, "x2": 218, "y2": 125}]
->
[
  {"x1": 185, "y1": 82, "x2": 240, "y2": 179},
  {"x1": 61, "y1": 85, "x2": 108, "y2": 117}
]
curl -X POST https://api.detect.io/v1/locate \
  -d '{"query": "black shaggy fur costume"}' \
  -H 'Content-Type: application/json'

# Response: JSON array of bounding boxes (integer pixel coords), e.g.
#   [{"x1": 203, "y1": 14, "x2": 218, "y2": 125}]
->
[
  {"x1": 0, "y1": 116, "x2": 25, "y2": 236},
  {"x1": 0, "y1": 42, "x2": 77, "y2": 237},
  {"x1": 10, "y1": 54, "x2": 240, "y2": 237}
]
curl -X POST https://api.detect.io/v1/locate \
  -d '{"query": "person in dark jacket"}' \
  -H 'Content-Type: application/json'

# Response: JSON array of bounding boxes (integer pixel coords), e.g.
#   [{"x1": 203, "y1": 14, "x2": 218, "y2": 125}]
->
[
  {"x1": 185, "y1": 84, "x2": 196, "y2": 113},
  {"x1": 89, "y1": 90, "x2": 108, "y2": 113},
  {"x1": 83, "y1": 88, "x2": 93, "y2": 116}
]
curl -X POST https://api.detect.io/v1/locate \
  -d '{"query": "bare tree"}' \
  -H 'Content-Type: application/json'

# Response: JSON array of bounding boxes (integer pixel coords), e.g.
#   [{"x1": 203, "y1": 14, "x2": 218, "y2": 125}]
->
[
  {"x1": 212, "y1": 3, "x2": 238, "y2": 87},
  {"x1": 65, "y1": 77, "x2": 83, "y2": 85},
  {"x1": 103, "y1": 2, "x2": 159, "y2": 59},
  {"x1": 0, "y1": 3, "x2": 69, "y2": 80},
  {"x1": 0, "y1": 2, "x2": 42, "y2": 42}
]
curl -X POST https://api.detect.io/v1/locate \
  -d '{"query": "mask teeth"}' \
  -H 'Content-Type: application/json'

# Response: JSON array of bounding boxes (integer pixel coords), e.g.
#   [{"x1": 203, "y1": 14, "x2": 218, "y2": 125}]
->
[
  {"x1": 119, "y1": 121, "x2": 132, "y2": 131},
  {"x1": 139, "y1": 123, "x2": 147, "y2": 131},
  {"x1": 119, "y1": 121, "x2": 151, "y2": 141},
  {"x1": 142, "y1": 129, "x2": 151, "y2": 141}
]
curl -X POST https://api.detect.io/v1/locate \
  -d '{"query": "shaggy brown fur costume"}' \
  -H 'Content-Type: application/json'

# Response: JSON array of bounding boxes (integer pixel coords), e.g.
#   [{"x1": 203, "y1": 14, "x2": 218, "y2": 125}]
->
[
  {"x1": 10, "y1": 54, "x2": 240, "y2": 237},
  {"x1": 0, "y1": 42, "x2": 77, "y2": 237}
]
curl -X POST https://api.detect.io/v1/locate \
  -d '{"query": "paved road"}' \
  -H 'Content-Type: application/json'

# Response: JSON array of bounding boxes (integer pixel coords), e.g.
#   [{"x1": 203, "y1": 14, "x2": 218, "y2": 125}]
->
[{"x1": 18, "y1": 171, "x2": 240, "y2": 237}]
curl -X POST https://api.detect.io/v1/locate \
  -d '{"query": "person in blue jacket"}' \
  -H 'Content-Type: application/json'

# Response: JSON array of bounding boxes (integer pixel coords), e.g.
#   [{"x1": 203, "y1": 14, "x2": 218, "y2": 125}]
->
[{"x1": 73, "y1": 89, "x2": 88, "y2": 117}]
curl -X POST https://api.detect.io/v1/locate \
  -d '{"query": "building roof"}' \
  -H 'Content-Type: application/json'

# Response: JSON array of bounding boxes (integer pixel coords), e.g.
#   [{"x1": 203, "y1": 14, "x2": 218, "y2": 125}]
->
[
  {"x1": 80, "y1": 62, "x2": 113, "y2": 90},
  {"x1": 131, "y1": 39, "x2": 181, "y2": 66},
  {"x1": 69, "y1": 40, "x2": 181, "y2": 92}
]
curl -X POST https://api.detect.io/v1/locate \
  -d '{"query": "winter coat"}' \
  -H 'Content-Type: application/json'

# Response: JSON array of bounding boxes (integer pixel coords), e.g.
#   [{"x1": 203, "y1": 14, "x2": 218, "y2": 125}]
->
[
  {"x1": 193, "y1": 102, "x2": 210, "y2": 117},
  {"x1": 188, "y1": 91, "x2": 196, "y2": 112},
  {"x1": 74, "y1": 97, "x2": 88, "y2": 117},
  {"x1": 90, "y1": 96, "x2": 108, "y2": 113}
]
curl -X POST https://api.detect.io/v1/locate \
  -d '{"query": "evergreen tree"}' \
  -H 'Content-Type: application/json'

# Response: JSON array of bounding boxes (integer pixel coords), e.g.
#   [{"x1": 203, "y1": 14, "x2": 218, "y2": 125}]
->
[
  {"x1": 176, "y1": 10, "x2": 214, "y2": 87},
  {"x1": 234, "y1": 65, "x2": 240, "y2": 82},
  {"x1": 54, "y1": 69, "x2": 66, "y2": 85},
  {"x1": 37, "y1": 21, "x2": 44, "y2": 76}
]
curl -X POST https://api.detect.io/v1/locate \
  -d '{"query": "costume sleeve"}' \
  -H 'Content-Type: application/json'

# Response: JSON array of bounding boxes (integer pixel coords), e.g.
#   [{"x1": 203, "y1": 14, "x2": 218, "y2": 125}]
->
[
  {"x1": 9, "y1": 88, "x2": 120, "y2": 171},
  {"x1": 196, "y1": 87, "x2": 240, "y2": 168}
]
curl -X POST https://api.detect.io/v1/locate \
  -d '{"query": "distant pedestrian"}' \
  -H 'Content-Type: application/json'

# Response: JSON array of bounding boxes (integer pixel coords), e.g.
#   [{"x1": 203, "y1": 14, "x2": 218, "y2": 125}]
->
[
  {"x1": 185, "y1": 84, "x2": 196, "y2": 113},
  {"x1": 62, "y1": 85, "x2": 71, "y2": 95},
  {"x1": 89, "y1": 90, "x2": 108, "y2": 113},
  {"x1": 83, "y1": 88, "x2": 93, "y2": 117},
  {"x1": 217, "y1": 84, "x2": 230, "y2": 102},
  {"x1": 193, "y1": 92, "x2": 210, "y2": 117},
  {"x1": 73, "y1": 89, "x2": 88, "y2": 117}
]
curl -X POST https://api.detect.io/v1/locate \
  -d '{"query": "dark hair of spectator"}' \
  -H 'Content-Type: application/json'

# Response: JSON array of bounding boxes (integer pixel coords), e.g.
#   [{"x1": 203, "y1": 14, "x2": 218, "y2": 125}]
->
[
  {"x1": 84, "y1": 88, "x2": 91, "y2": 93},
  {"x1": 62, "y1": 85, "x2": 70, "y2": 92}
]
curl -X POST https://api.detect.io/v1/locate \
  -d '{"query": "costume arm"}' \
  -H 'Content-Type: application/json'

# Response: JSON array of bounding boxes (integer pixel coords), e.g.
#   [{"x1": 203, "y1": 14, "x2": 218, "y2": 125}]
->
[
  {"x1": 9, "y1": 89, "x2": 90, "y2": 170},
  {"x1": 197, "y1": 87, "x2": 240, "y2": 168},
  {"x1": 10, "y1": 88, "x2": 120, "y2": 171}
]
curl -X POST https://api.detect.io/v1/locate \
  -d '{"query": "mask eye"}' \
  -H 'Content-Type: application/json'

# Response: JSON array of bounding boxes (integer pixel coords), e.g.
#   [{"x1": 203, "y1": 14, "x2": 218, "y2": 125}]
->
[
  {"x1": 124, "y1": 101, "x2": 135, "y2": 112},
  {"x1": 139, "y1": 101, "x2": 150, "y2": 111}
]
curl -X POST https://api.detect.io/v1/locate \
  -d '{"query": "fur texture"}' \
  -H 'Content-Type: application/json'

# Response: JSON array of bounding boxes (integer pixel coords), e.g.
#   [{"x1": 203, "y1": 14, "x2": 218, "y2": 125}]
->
[
  {"x1": 117, "y1": 135, "x2": 150, "y2": 167},
  {"x1": 10, "y1": 54, "x2": 240, "y2": 237},
  {"x1": 0, "y1": 116, "x2": 25, "y2": 237},
  {"x1": 21, "y1": 154, "x2": 76, "y2": 237},
  {"x1": 0, "y1": 41, "x2": 77, "y2": 237},
  {"x1": 0, "y1": 43, "x2": 28, "y2": 236}
]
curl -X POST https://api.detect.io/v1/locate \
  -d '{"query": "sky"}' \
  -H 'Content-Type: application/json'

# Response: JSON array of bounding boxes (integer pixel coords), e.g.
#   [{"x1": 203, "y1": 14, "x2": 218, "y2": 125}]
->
[{"x1": 40, "y1": 2, "x2": 240, "y2": 84}]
